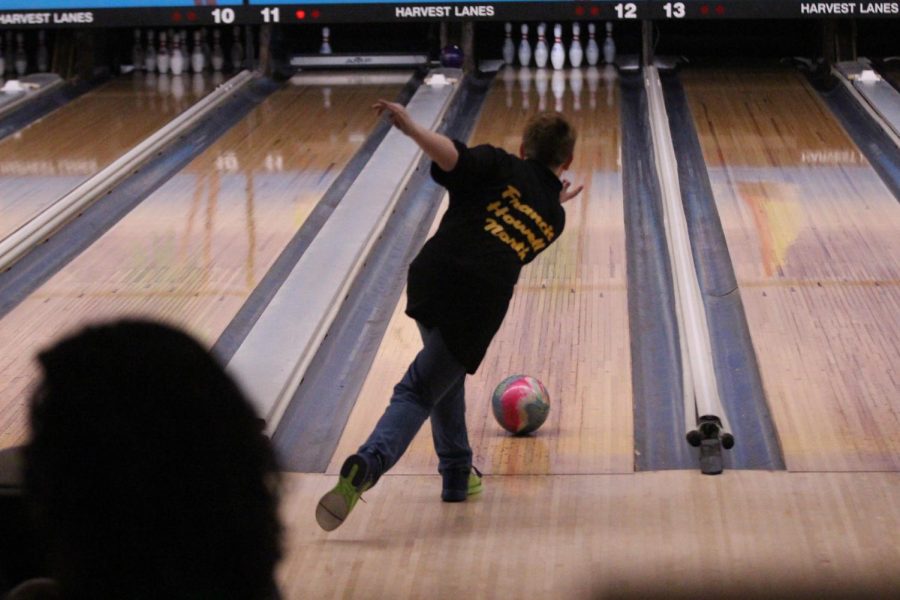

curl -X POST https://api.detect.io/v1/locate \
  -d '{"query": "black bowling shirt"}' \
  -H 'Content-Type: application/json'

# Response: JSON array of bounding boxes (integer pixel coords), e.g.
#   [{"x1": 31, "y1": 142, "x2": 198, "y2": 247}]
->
[{"x1": 406, "y1": 140, "x2": 565, "y2": 373}]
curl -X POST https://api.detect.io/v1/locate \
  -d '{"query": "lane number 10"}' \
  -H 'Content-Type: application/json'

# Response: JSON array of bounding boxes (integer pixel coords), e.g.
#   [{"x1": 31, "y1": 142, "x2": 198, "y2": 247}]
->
[{"x1": 211, "y1": 8, "x2": 235, "y2": 24}]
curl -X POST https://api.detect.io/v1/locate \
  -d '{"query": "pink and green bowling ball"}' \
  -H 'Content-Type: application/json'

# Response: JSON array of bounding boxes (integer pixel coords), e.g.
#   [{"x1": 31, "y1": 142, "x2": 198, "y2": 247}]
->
[{"x1": 491, "y1": 375, "x2": 550, "y2": 435}]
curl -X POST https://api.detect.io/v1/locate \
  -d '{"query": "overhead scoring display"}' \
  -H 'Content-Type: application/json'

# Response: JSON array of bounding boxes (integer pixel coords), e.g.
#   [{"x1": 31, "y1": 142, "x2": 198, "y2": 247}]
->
[
  {"x1": 0, "y1": 1, "x2": 243, "y2": 27},
  {"x1": 1, "y1": 1, "x2": 241, "y2": 7},
  {"x1": 242, "y1": 0, "x2": 899, "y2": 22},
  {"x1": 0, "y1": 0, "x2": 897, "y2": 26}
]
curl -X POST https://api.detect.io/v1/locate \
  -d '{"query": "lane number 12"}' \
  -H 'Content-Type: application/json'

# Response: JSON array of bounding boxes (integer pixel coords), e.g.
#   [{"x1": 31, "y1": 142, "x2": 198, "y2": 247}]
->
[{"x1": 614, "y1": 3, "x2": 638, "y2": 19}]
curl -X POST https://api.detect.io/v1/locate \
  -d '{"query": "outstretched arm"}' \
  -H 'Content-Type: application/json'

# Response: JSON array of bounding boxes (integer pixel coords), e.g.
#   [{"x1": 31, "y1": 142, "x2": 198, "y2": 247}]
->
[
  {"x1": 373, "y1": 99, "x2": 459, "y2": 172},
  {"x1": 559, "y1": 178, "x2": 584, "y2": 204}
]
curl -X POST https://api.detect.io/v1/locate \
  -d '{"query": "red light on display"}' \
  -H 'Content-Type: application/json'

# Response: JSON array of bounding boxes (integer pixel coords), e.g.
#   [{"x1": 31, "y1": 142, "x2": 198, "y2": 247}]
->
[
  {"x1": 171, "y1": 11, "x2": 182, "y2": 23},
  {"x1": 590, "y1": 6, "x2": 600, "y2": 16},
  {"x1": 715, "y1": 4, "x2": 725, "y2": 14},
  {"x1": 575, "y1": 5, "x2": 585, "y2": 17},
  {"x1": 296, "y1": 9, "x2": 306, "y2": 19},
  {"x1": 700, "y1": 4, "x2": 710, "y2": 15},
  {"x1": 187, "y1": 11, "x2": 197, "y2": 22},
  {"x1": 312, "y1": 9, "x2": 321, "y2": 18}
]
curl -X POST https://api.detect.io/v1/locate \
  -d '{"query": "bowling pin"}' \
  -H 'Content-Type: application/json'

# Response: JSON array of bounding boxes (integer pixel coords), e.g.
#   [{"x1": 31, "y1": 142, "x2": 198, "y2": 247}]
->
[
  {"x1": 132, "y1": 29, "x2": 144, "y2": 70},
  {"x1": 211, "y1": 29, "x2": 224, "y2": 72},
  {"x1": 603, "y1": 22, "x2": 616, "y2": 65},
  {"x1": 201, "y1": 29, "x2": 211, "y2": 67},
  {"x1": 534, "y1": 23, "x2": 548, "y2": 69},
  {"x1": 586, "y1": 66, "x2": 599, "y2": 110},
  {"x1": 157, "y1": 31, "x2": 170, "y2": 74},
  {"x1": 502, "y1": 22, "x2": 515, "y2": 65},
  {"x1": 551, "y1": 69, "x2": 565, "y2": 111},
  {"x1": 586, "y1": 23, "x2": 600, "y2": 67},
  {"x1": 320, "y1": 27, "x2": 332, "y2": 55},
  {"x1": 535, "y1": 68, "x2": 548, "y2": 111},
  {"x1": 570, "y1": 68, "x2": 583, "y2": 111},
  {"x1": 230, "y1": 26, "x2": 243, "y2": 71},
  {"x1": 517, "y1": 24, "x2": 531, "y2": 67},
  {"x1": 15, "y1": 33, "x2": 27, "y2": 76},
  {"x1": 179, "y1": 31, "x2": 189, "y2": 64},
  {"x1": 37, "y1": 31, "x2": 49, "y2": 72},
  {"x1": 550, "y1": 24, "x2": 565, "y2": 71},
  {"x1": 518, "y1": 66, "x2": 532, "y2": 110},
  {"x1": 191, "y1": 31, "x2": 204, "y2": 73},
  {"x1": 569, "y1": 23, "x2": 583, "y2": 69},
  {"x1": 145, "y1": 31, "x2": 157, "y2": 73},
  {"x1": 170, "y1": 33, "x2": 184, "y2": 75}
]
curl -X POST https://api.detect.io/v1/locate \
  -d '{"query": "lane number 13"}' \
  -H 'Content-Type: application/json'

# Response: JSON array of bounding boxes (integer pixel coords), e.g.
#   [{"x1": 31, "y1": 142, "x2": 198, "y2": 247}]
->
[{"x1": 664, "y1": 2, "x2": 687, "y2": 18}]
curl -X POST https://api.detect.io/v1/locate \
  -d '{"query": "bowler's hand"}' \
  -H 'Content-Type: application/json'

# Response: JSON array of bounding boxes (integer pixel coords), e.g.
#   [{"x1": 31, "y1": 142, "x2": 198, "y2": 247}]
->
[
  {"x1": 559, "y1": 179, "x2": 584, "y2": 204},
  {"x1": 373, "y1": 99, "x2": 417, "y2": 136}
]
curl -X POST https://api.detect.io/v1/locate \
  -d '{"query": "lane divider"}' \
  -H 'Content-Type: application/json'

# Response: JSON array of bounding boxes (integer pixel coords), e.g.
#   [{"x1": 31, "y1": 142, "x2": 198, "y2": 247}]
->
[
  {"x1": 0, "y1": 70, "x2": 256, "y2": 274},
  {"x1": 620, "y1": 73, "x2": 696, "y2": 471},
  {"x1": 833, "y1": 61, "x2": 900, "y2": 150},
  {"x1": 212, "y1": 70, "x2": 422, "y2": 363},
  {"x1": 227, "y1": 69, "x2": 461, "y2": 435},
  {"x1": 644, "y1": 66, "x2": 734, "y2": 473},
  {"x1": 0, "y1": 73, "x2": 64, "y2": 120}
]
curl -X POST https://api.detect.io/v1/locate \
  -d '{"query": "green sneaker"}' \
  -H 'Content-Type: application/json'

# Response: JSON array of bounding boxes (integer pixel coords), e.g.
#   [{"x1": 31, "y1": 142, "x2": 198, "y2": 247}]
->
[
  {"x1": 441, "y1": 466, "x2": 483, "y2": 502},
  {"x1": 316, "y1": 454, "x2": 379, "y2": 531}
]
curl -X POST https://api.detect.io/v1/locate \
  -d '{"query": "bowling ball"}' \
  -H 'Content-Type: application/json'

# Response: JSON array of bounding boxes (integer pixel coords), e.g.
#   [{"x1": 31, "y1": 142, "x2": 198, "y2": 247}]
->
[
  {"x1": 491, "y1": 375, "x2": 550, "y2": 435},
  {"x1": 440, "y1": 44, "x2": 464, "y2": 68}
]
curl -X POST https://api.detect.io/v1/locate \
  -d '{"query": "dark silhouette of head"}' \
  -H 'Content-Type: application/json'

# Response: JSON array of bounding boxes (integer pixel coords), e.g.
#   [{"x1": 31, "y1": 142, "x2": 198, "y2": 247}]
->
[
  {"x1": 520, "y1": 111, "x2": 577, "y2": 170},
  {"x1": 24, "y1": 320, "x2": 281, "y2": 600}
]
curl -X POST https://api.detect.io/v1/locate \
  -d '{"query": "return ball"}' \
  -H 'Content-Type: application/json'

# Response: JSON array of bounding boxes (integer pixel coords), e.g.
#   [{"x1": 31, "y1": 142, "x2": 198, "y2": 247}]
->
[
  {"x1": 440, "y1": 44, "x2": 464, "y2": 68},
  {"x1": 491, "y1": 375, "x2": 550, "y2": 435}
]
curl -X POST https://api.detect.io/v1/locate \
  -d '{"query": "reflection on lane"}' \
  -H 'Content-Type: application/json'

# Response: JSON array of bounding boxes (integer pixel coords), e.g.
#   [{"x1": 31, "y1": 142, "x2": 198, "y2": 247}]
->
[
  {"x1": 0, "y1": 73, "x2": 217, "y2": 241},
  {"x1": 683, "y1": 69, "x2": 900, "y2": 471},
  {"x1": 0, "y1": 80, "x2": 405, "y2": 450},
  {"x1": 329, "y1": 67, "x2": 633, "y2": 477}
]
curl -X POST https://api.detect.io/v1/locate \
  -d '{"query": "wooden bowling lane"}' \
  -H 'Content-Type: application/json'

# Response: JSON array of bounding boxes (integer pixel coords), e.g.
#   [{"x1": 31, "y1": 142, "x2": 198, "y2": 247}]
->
[
  {"x1": 0, "y1": 73, "x2": 216, "y2": 241},
  {"x1": 681, "y1": 69, "x2": 900, "y2": 472},
  {"x1": 0, "y1": 79, "x2": 404, "y2": 450},
  {"x1": 280, "y1": 471, "x2": 900, "y2": 598},
  {"x1": 330, "y1": 67, "x2": 632, "y2": 476}
]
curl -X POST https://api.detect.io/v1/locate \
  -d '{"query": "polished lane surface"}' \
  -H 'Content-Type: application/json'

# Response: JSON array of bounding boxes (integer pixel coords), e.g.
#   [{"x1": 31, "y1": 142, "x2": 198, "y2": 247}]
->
[
  {"x1": 330, "y1": 66, "x2": 633, "y2": 476},
  {"x1": 682, "y1": 69, "x2": 900, "y2": 471},
  {"x1": 0, "y1": 78, "x2": 405, "y2": 449},
  {"x1": 286, "y1": 68, "x2": 898, "y2": 600},
  {"x1": 280, "y1": 471, "x2": 900, "y2": 598},
  {"x1": 0, "y1": 73, "x2": 216, "y2": 241}
]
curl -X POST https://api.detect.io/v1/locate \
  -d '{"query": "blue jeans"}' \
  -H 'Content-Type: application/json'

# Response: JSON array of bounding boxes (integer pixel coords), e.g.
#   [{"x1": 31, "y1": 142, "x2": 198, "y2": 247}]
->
[{"x1": 358, "y1": 324, "x2": 473, "y2": 476}]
